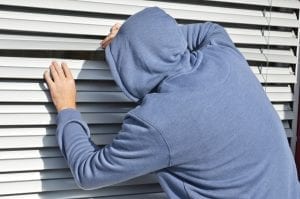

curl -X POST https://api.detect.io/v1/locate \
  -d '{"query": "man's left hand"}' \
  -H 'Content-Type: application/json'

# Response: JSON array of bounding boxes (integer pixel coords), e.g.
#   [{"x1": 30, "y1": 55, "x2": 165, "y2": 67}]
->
[{"x1": 44, "y1": 61, "x2": 77, "y2": 112}]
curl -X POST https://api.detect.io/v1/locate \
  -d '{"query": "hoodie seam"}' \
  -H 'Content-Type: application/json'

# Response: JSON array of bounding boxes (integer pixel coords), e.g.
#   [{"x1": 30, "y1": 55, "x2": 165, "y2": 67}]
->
[{"x1": 128, "y1": 112, "x2": 172, "y2": 167}]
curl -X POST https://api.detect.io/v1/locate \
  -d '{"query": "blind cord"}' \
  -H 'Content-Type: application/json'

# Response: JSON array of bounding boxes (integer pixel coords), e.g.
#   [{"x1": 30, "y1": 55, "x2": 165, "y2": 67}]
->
[{"x1": 262, "y1": 0, "x2": 273, "y2": 92}]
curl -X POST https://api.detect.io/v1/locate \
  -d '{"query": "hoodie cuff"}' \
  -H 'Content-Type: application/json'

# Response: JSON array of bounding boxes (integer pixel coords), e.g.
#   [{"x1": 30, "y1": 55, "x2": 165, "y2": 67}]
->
[{"x1": 56, "y1": 108, "x2": 81, "y2": 125}]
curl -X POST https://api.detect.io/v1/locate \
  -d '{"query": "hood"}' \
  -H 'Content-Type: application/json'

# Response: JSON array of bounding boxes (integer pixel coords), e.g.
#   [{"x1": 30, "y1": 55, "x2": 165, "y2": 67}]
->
[{"x1": 105, "y1": 7, "x2": 199, "y2": 102}]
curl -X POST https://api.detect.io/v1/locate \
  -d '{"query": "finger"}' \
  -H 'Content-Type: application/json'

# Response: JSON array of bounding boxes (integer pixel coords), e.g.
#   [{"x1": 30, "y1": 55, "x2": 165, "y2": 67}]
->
[
  {"x1": 101, "y1": 37, "x2": 113, "y2": 48},
  {"x1": 50, "y1": 62, "x2": 59, "y2": 82},
  {"x1": 112, "y1": 23, "x2": 121, "y2": 30},
  {"x1": 100, "y1": 39, "x2": 106, "y2": 46},
  {"x1": 61, "y1": 62, "x2": 74, "y2": 79},
  {"x1": 100, "y1": 38, "x2": 109, "y2": 47},
  {"x1": 52, "y1": 61, "x2": 65, "y2": 79},
  {"x1": 101, "y1": 39, "x2": 109, "y2": 48},
  {"x1": 115, "y1": 22, "x2": 121, "y2": 27},
  {"x1": 101, "y1": 40, "x2": 109, "y2": 48},
  {"x1": 101, "y1": 35, "x2": 113, "y2": 45},
  {"x1": 44, "y1": 70, "x2": 54, "y2": 88},
  {"x1": 111, "y1": 24, "x2": 119, "y2": 32}
]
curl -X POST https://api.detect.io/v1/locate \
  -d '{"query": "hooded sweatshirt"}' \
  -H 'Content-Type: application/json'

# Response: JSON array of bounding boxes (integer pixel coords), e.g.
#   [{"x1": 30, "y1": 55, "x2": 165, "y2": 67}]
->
[{"x1": 56, "y1": 7, "x2": 300, "y2": 199}]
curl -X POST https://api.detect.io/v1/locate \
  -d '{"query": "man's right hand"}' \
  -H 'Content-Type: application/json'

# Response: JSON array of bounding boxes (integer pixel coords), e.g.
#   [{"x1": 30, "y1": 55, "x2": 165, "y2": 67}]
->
[{"x1": 101, "y1": 23, "x2": 121, "y2": 48}]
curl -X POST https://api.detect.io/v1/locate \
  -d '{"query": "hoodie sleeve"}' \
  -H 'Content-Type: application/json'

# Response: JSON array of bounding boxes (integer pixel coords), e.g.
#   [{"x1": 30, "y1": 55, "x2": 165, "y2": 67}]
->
[
  {"x1": 179, "y1": 22, "x2": 236, "y2": 51},
  {"x1": 56, "y1": 108, "x2": 170, "y2": 190}
]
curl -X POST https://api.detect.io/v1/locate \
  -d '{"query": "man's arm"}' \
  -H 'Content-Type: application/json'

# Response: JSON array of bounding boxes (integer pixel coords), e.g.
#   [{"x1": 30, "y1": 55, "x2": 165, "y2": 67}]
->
[
  {"x1": 44, "y1": 61, "x2": 170, "y2": 190},
  {"x1": 178, "y1": 22, "x2": 236, "y2": 51},
  {"x1": 56, "y1": 109, "x2": 170, "y2": 190}
]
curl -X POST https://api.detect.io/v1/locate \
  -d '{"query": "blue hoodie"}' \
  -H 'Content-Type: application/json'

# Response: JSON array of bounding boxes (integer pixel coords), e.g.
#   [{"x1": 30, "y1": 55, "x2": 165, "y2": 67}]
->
[{"x1": 56, "y1": 7, "x2": 300, "y2": 199}]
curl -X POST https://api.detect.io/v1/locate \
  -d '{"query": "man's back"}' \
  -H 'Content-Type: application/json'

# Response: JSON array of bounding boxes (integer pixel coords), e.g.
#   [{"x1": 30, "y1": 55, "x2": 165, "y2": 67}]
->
[{"x1": 130, "y1": 40, "x2": 300, "y2": 198}]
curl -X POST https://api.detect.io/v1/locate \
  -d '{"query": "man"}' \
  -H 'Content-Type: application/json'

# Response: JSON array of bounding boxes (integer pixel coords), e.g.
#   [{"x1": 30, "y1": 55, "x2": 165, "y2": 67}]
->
[{"x1": 44, "y1": 7, "x2": 300, "y2": 199}]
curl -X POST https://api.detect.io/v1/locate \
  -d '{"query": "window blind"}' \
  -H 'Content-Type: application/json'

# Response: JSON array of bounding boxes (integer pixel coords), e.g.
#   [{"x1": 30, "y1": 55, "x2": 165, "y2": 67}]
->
[{"x1": 0, "y1": 0, "x2": 299, "y2": 198}]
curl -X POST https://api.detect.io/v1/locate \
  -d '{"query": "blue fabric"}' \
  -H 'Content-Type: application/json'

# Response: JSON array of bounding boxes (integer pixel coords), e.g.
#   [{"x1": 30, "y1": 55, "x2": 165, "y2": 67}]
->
[{"x1": 56, "y1": 7, "x2": 300, "y2": 198}]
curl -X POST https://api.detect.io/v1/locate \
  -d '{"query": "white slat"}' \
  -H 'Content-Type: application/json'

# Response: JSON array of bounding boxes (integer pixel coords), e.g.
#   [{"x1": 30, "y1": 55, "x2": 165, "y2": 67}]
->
[
  {"x1": 0, "y1": 134, "x2": 116, "y2": 149},
  {"x1": 0, "y1": 124, "x2": 121, "y2": 136},
  {"x1": 0, "y1": 171, "x2": 156, "y2": 184},
  {"x1": 0, "y1": 81, "x2": 121, "y2": 92},
  {"x1": 0, "y1": 67, "x2": 112, "y2": 80},
  {"x1": 255, "y1": 74, "x2": 296, "y2": 83},
  {"x1": 250, "y1": 66, "x2": 293, "y2": 75},
  {"x1": 0, "y1": 113, "x2": 125, "y2": 125},
  {"x1": 0, "y1": 157, "x2": 67, "y2": 172},
  {"x1": 203, "y1": 0, "x2": 300, "y2": 9},
  {"x1": 239, "y1": 48, "x2": 298, "y2": 64},
  {"x1": 251, "y1": 66, "x2": 295, "y2": 83},
  {"x1": 0, "y1": 185, "x2": 164, "y2": 199},
  {"x1": 267, "y1": 93, "x2": 293, "y2": 102},
  {"x1": 0, "y1": 192, "x2": 167, "y2": 199},
  {"x1": 0, "y1": 91, "x2": 130, "y2": 102},
  {"x1": 0, "y1": 104, "x2": 133, "y2": 114},
  {"x1": 0, "y1": 57, "x2": 108, "y2": 69},
  {"x1": 262, "y1": 85, "x2": 292, "y2": 93},
  {"x1": 0, "y1": 148, "x2": 63, "y2": 160},
  {"x1": 0, "y1": 174, "x2": 157, "y2": 195},
  {"x1": 0, "y1": 170, "x2": 73, "y2": 182},
  {"x1": 262, "y1": 49, "x2": 298, "y2": 64},
  {"x1": 0, "y1": 37, "x2": 102, "y2": 51}
]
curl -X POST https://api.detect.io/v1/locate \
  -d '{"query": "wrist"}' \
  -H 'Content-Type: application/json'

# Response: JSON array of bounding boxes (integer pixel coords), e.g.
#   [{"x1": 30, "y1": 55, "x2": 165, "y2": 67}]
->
[{"x1": 57, "y1": 105, "x2": 76, "y2": 113}]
